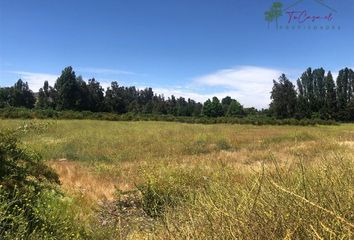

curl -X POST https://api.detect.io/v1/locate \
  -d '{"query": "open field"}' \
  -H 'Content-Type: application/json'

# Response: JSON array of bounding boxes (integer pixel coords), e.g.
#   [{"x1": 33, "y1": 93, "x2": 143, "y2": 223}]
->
[{"x1": 0, "y1": 119, "x2": 353, "y2": 239}]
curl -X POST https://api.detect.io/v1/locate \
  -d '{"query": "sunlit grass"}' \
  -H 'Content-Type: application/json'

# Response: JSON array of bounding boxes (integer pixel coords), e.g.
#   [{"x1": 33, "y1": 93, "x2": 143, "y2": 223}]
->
[{"x1": 0, "y1": 119, "x2": 353, "y2": 239}]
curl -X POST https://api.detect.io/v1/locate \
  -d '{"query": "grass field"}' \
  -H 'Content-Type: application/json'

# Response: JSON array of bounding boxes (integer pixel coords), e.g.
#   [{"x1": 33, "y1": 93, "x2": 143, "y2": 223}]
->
[{"x1": 1, "y1": 119, "x2": 353, "y2": 239}]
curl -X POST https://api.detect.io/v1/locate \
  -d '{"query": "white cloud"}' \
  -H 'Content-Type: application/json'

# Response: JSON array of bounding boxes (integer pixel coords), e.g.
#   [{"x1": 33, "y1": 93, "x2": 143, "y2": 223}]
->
[
  {"x1": 7, "y1": 71, "x2": 119, "y2": 92},
  {"x1": 10, "y1": 71, "x2": 58, "y2": 92},
  {"x1": 193, "y1": 66, "x2": 284, "y2": 109},
  {"x1": 153, "y1": 87, "x2": 210, "y2": 102},
  {"x1": 153, "y1": 87, "x2": 274, "y2": 109},
  {"x1": 7, "y1": 65, "x2": 298, "y2": 109}
]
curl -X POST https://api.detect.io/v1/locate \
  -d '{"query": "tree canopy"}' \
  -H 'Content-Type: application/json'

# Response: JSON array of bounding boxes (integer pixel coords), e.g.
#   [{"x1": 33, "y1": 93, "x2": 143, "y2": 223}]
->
[{"x1": 1, "y1": 66, "x2": 354, "y2": 121}]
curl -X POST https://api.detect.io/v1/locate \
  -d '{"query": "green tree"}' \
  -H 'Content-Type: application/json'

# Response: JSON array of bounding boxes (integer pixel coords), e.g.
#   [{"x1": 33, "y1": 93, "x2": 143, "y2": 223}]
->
[
  {"x1": 297, "y1": 68, "x2": 315, "y2": 116},
  {"x1": 296, "y1": 78, "x2": 310, "y2": 118},
  {"x1": 54, "y1": 66, "x2": 80, "y2": 110},
  {"x1": 36, "y1": 81, "x2": 56, "y2": 109},
  {"x1": 86, "y1": 78, "x2": 105, "y2": 112},
  {"x1": 0, "y1": 87, "x2": 12, "y2": 107},
  {"x1": 270, "y1": 74, "x2": 297, "y2": 118},
  {"x1": 202, "y1": 99, "x2": 212, "y2": 117},
  {"x1": 324, "y1": 71, "x2": 337, "y2": 118},
  {"x1": 76, "y1": 76, "x2": 90, "y2": 110},
  {"x1": 202, "y1": 97, "x2": 223, "y2": 117},
  {"x1": 346, "y1": 99, "x2": 354, "y2": 121},
  {"x1": 3, "y1": 79, "x2": 36, "y2": 108},
  {"x1": 227, "y1": 99, "x2": 244, "y2": 116},
  {"x1": 336, "y1": 68, "x2": 350, "y2": 111},
  {"x1": 104, "y1": 82, "x2": 127, "y2": 113},
  {"x1": 313, "y1": 68, "x2": 326, "y2": 113},
  {"x1": 176, "y1": 97, "x2": 188, "y2": 116},
  {"x1": 221, "y1": 96, "x2": 232, "y2": 115}
]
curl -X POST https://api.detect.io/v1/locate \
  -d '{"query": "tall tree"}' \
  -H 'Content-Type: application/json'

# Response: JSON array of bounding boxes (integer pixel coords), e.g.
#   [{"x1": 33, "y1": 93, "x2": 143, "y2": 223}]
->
[
  {"x1": 324, "y1": 71, "x2": 337, "y2": 118},
  {"x1": 36, "y1": 81, "x2": 56, "y2": 109},
  {"x1": 336, "y1": 68, "x2": 350, "y2": 111},
  {"x1": 176, "y1": 97, "x2": 188, "y2": 116},
  {"x1": 221, "y1": 96, "x2": 233, "y2": 115},
  {"x1": 226, "y1": 99, "x2": 244, "y2": 116},
  {"x1": 0, "y1": 87, "x2": 12, "y2": 107},
  {"x1": 104, "y1": 82, "x2": 127, "y2": 113},
  {"x1": 0, "y1": 80, "x2": 36, "y2": 109},
  {"x1": 54, "y1": 66, "x2": 81, "y2": 110},
  {"x1": 297, "y1": 68, "x2": 316, "y2": 116},
  {"x1": 270, "y1": 74, "x2": 297, "y2": 118},
  {"x1": 296, "y1": 78, "x2": 310, "y2": 118},
  {"x1": 313, "y1": 68, "x2": 326, "y2": 113},
  {"x1": 202, "y1": 97, "x2": 223, "y2": 117},
  {"x1": 86, "y1": 78, "x2": 105, "y2": 112},
  {"x1": 12, "y1": 79, "x2": 36, "y2": 108}
]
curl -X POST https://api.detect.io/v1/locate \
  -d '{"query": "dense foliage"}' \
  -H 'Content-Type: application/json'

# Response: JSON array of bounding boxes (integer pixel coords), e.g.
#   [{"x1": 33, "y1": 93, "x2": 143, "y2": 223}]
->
[
  {"x1": 0, "y1": 107, "x2": 337, "y2": 126},
  {"x1": 1, "y1": 66, "x2": 354, "y2": 121},
  {"x1": 0, "y1": 128, "x2": 87, "y2": 239},
  {"x1": 0, "y1": 80, "x2": 36, "y2": 109},
  {"x1": 271, "y1": 67, "x2": 354, "y2": 121}
]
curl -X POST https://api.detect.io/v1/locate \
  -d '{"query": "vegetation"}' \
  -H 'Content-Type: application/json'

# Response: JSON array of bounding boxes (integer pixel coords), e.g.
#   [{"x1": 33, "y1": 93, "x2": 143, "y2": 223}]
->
[
  {"x1": 0, "y1": 107, "x2": 338, "y2": 126},
  {"x1": 271, "y1": 67, "x2": 354, "y2": 121},
  {"x1": 0, "y1": 66, "x2": 353, "y2": 239},
  {"x1": 0, "y1": 127, "x2": 88, "y2": 239},
  {"x1": 0, "y1": 79, "x2": 36, "y2": 109},
  {"x1": 0, "y1": 119, "x2": 353, "y2": 239},
  {"x1": 1, "y1": 66, "x2": 354, "y2": 121}
]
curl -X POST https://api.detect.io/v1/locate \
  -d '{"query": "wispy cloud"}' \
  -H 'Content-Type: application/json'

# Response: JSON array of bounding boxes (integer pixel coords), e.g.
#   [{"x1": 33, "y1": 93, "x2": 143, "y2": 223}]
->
[
  {"x1": 133, "y1": 66, "x2": 288, "y2": 109},
  {"x1": 6, "y1": 65, "x2": 306, "y2": 109},
  {"x1": 6, "y1": 69, "x2": 130, "y2": 92},
  {"x1": 153, "y1": 87, "x2": 274, "y2": 109},
  {"x1": 9, "y1": 71, "x2": 58, "y2": 92},
  {"x1": 153, "y1": 87, "x2": 210, "y2": 102},
  {"x1": 192, "y1": 66, "x2": 284, "y2": 109}
]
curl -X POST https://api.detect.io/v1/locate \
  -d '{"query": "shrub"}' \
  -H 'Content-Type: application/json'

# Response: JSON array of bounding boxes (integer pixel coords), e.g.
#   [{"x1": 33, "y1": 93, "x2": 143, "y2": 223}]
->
[
  {"x1": 0, "y1": 107, "x2": 339, "y2": 126},
  {"x1": 137, "y1": 168, "x2": 209, "y2": 217},
  {"x1": 0, "y1": 129, "x2": 87, "y2": 239}
]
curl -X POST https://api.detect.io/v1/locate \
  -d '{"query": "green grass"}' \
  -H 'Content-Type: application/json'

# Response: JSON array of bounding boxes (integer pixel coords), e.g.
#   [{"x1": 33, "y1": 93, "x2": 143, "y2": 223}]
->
[
  {"x1": 0, "y1": 119, "x2": 353, "y2": 239},
  {"x1": 0, "y1": 119, "x2": 351, "y2": 162}
]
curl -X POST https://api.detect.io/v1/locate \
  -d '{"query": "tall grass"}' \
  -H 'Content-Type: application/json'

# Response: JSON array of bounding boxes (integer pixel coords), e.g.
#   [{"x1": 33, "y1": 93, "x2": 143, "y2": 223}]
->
[
  {"x1": 0, "y1": 119, "x2": 352, "y2": 238},
  {"x1": 142, "y1": 155, "x2": 353, "y2": 239}
]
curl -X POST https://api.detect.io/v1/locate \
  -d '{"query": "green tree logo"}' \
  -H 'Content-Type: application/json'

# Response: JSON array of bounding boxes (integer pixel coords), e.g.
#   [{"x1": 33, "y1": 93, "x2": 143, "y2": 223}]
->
[{"x1": 265, "y1": 2, "x2": 283, "y2": 29}]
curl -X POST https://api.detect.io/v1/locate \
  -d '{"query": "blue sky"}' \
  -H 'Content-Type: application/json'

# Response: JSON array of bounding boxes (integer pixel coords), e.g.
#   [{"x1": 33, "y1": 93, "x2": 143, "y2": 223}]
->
[{"x1": 1, "y1": 0, "x2": 354, "y2": 108}]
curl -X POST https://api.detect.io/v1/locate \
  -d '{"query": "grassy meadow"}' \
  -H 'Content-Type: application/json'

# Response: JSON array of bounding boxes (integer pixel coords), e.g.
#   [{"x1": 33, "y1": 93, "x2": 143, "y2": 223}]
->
[{"x1": 0, "y1": 119, "x2": 353, "y2": 239}]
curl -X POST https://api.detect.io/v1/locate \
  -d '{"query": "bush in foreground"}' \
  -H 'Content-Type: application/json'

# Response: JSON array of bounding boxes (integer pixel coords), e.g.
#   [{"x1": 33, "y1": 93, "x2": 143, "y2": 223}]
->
[{"x1": 0, "y1": 129, "x2": 88, "y2": 239}]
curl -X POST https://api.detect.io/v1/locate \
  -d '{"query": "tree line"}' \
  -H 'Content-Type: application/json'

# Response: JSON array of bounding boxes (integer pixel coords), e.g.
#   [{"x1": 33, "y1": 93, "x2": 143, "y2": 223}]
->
[
  {"x1": 0, "y1": 66, "x2": 247, "y2": 118},
  {"x1": 270, "y1": 67, "x2": 354, "y2": 121},
  {"x1": 1, "y1": 66, "x2": 354, "y2": 121}
]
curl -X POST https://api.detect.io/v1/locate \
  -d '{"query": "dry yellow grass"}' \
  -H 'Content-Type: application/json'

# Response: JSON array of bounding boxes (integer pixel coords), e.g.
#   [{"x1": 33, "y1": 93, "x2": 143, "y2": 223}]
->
[
  {"x1": 0, "y1": 120, "x2": 353, "y2": 239},
  {"x1": 48, "y1": 160, "x2": 117, "y2": 202}
]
